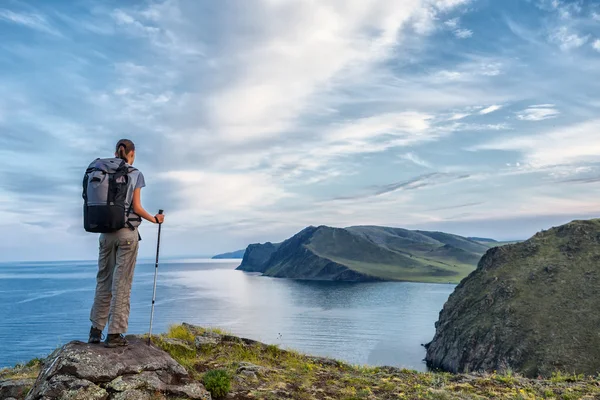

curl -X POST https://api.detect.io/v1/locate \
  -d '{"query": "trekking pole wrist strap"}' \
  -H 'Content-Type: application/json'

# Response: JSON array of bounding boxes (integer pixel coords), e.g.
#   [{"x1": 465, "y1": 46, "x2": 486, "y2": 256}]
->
[{"x1": 155, "y1": 216, "x2": 159, "y2": 224}]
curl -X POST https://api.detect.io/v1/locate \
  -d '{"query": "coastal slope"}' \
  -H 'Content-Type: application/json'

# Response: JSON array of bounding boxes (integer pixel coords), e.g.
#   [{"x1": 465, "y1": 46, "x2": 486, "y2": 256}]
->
[
  {"x1": 211, "y1": 249, "x2": 246, "y2": 259},
  {"x1": 236, "y1": 225, "x2": 489, "y2": 282},
  {"x1": 425, "y1": 219, "x2": 600, "y2": 377}
]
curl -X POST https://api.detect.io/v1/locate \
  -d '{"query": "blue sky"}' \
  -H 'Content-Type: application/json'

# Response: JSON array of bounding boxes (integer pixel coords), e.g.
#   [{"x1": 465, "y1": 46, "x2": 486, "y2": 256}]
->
[{"x1": 1, "y1": 0, "x2": 599, "y2": 261}]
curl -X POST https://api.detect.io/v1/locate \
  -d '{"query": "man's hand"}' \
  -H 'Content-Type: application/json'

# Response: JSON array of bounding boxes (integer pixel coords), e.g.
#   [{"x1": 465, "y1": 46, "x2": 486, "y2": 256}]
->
[{"x1": 154, "y1": 214, "x2": 165, "y2": 224}]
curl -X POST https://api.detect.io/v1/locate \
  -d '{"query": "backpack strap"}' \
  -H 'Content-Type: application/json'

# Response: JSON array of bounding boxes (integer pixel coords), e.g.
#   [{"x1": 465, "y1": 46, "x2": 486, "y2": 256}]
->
[{"x1": 125, "y1": 165, "x2": 142, "y2": 230}]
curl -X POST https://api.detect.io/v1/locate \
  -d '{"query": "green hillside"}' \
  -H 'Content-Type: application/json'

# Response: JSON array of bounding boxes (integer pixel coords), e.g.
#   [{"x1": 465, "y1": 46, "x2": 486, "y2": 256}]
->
[
  {"x1": 426, "y1": 219, "x2": 600, "y2": 377},
  {"x1": 237, "y1": 225, "x2": 490, "y2": 283}
]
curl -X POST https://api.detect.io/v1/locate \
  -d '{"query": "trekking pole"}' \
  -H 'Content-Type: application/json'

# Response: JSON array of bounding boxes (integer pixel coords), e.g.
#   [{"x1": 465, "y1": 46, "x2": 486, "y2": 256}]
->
[{"x1": 148, "y1": 209, "x2": 164, "y2": 346}]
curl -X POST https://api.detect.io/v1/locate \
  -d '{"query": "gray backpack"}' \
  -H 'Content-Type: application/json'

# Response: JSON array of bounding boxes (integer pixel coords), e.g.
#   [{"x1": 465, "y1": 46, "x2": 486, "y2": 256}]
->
[{"x1": 82, "y1": 158, "x2": 139, "y2": 233}]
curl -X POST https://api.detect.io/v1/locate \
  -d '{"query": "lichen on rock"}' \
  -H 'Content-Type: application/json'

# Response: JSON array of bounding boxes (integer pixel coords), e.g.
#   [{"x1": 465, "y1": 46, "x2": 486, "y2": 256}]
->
[{"x1": 25, "y1": 337, "x2": 210, "y2": 400}]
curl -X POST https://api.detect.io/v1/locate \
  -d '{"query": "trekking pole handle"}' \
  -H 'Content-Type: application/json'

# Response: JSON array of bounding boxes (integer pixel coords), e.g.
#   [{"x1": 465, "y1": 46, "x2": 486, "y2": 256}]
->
[{"x1": 155, "y1": 210, "x2": 164, "y2": 225}]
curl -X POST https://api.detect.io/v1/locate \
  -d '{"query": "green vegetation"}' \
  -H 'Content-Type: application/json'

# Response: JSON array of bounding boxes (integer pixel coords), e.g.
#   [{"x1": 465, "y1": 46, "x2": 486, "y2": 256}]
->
[
  {"x1": 238, "y1": 225, "x2": 490, "y2": 283},
  {"x1": 477, "y1": 240, "x2": 522, "y2": 248},
  {"x1": 202, "y1": 369, "x2": 231, "y2": 398},
  {"x1": 0, "y1": 357, "x2": 42, "y2": 381},
  {"x1": 166, "y1": 324, "x2": 196, "y2": 342},
  {"x1": 6, "y1": 324, "x2": 600, "y2": 399},
  {"x1": 163, "y1": 324, "x2": 600, "y2": 399},
  {"x1": 426, "y1": 219, "x2": 600, "y2": 377}
]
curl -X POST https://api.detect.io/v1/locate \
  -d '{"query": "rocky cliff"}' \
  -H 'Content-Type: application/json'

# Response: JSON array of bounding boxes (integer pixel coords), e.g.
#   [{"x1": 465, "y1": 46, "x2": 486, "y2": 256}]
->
[{"x1": 425, "y1": 219, "x2": 600, "y2": 377}]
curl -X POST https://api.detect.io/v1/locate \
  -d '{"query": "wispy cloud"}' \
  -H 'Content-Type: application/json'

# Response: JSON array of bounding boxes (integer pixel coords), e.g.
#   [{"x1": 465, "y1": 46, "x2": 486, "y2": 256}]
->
[
  {"x1": 479, "y1": 105, "x2": 503, "y2": 115},
  {"x1": 549, "y1": 26, "x2": 589, "y2": 50},
  {"x1": 473, "y1": 119, "x2": 600, "y2": 167},
  {"x1": 334, "y1": 173, "x2": 469, "y2": 200},
  {"x1": 443, "y1": 17, "x2": 473, "y2": 38},
  {"x1": 593, "y1": 39, "x2": 600, "y2": 52},
  {"x1": 516, "y1": 104, "x2": 559, "y2": 121},
  {"x1": 444, "y1": 18, "x2": 459, "y2": 29},
  {"x1": 449, "y1": 113, "x2": 470, "y2": 120},
  {"x1": 0, "y1": 9, "x2": 61, "y2": 36},
  {"x1": 454, "y1": 28, "x2": 473, "y2": 38},
  {"x1": 399, "y1": 152, "x2": 432, "y2": 168}
]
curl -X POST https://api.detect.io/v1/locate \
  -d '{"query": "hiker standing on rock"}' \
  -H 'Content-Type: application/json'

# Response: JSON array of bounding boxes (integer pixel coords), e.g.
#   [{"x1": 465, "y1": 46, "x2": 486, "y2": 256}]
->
[{"x1": 82, "y1": 139, "x2": 165, "y2": 347}]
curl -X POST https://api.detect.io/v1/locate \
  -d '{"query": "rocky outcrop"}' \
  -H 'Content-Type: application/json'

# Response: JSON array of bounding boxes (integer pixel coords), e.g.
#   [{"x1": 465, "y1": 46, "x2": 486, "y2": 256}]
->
[
  {"x1": 426, "y1": 219, "x2": 600, "y2": 377},
  {"x1": 1, "y1": 379, "x2": 35, "y2": 399},
  {"x1": 25, "y1": 337, "x2": 210, "y2": 400}
]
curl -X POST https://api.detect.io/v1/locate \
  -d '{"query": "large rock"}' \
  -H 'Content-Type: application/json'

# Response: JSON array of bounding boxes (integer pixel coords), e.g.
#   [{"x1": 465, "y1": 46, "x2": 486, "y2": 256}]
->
[
  {"x1": 0, "y1": 378, "x2": 35, "y2": 399},
  {"x1": 26, "y1": 337, "x2": 210, "y2": 400},
  {"x1": 425, "y1": 219, "x2": 600, "y2": 377}
]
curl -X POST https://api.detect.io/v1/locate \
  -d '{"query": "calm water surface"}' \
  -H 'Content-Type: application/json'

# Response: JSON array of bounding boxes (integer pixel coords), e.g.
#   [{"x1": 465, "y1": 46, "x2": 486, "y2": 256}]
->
[{"x1": 0, "y1": 260, "x2": 454, "y2": 369}]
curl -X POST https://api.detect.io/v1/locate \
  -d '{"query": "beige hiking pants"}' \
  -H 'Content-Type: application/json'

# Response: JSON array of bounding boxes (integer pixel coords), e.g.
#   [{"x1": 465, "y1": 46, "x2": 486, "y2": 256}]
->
[{"x1": 90, "y1": 228, "x2": 140, "y2": 334}]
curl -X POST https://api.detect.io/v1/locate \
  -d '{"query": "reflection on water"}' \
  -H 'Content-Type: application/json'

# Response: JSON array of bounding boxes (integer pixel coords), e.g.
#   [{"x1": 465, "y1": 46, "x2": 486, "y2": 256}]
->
[{"x1": 0, "y1": 260, "x2": 454, "y2": 370}]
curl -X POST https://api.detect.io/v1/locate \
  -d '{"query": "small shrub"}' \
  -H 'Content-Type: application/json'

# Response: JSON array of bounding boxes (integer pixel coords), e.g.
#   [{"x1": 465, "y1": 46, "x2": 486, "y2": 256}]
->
[
  {"x1": 25, "y1": 357, "x2": 44, "y2": 368},
  {"x1": 167, "y1": 324, "x2": 195, "y2": 343},
  {"x1": 206, "y1": 327, "x2": 229, "y2": 335},
  {"x1": 265, "y1": 344, "x2": 282, "y2": 359},
  {"x1": 202, "y1": 369, "x2": 231, "y2": 398}
]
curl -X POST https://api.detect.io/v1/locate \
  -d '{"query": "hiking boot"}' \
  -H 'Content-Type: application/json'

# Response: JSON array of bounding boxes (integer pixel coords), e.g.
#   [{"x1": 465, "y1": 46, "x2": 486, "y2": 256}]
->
[
  {"x1": 88, "y1": 327, "x2": 104, "y2": 344},
  {"x1": 105, "y1": 334, "x2": 129, "y2": 348}
]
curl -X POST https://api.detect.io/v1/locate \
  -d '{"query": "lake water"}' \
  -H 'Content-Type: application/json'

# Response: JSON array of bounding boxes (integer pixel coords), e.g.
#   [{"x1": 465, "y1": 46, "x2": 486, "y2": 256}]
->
[{"x1": 0, "y1": 259, "x2": 454, "y2": 370}]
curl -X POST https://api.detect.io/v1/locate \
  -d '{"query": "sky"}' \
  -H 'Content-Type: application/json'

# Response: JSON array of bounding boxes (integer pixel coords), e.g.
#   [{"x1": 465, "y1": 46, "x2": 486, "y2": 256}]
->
[{"x1": 0, "y1": 0, "x2": 599, "y2": 261}]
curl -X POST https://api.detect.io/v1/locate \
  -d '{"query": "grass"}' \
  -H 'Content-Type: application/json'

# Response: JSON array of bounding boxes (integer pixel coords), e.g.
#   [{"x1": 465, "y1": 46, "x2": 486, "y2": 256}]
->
[
  {"x1": 332, "y1": 256, "x2": 476, "y2": 284},
  {"x1": 158, "y1": 325, "x2": 600, "y2": 400},
  {"x1": 4, "y1": 324, "x2": 600, "y2": 399},
  {"x1": 0, "y1": 357, "x2": 43, "y2": 381}
]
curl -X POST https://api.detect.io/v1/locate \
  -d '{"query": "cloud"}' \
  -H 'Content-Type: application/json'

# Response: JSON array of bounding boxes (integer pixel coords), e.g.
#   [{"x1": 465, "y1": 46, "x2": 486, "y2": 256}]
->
[
  {"x1": 176, "y1": 0, "x2": 471, "y2": 143},
  {"x1": 549, "y1": 26, "x2": 589, "y2": 50},
  {"x1": 0, "y1": 9, "x2": 61, "y2": 36},
  {"x1": 157, "y1": 170, "x2": 291, "y2": 227},
  {"x1": 479, "y1": 104, "x2": 503, "y2": 114},
  {"x1": 444, "y1": 18, "x2": 459, "y2": 28},
  {"x1": 593, "y1": 39, "x2": 600, "y2": 52},
  {"x1": 399, "y1": 152, "x2": 432, "y2": 168},
  {"x1": 449, "y1": 113, "x2": 470, "y2": 120},
  {"x1": 473, "y1": 119, "x2": 600, "y2": 167},
  {"x1": 454, "y1": 28, "x2": 473, "y2": 38},
  {"x1": 443, "y1": 17, "x2": 473, "y2": 39},
  {"x1": 426, "y1": 201, "x2": 484, "y2": 211},
  {"x1": 4, "y1": 0, "x2": 600, "y2": 257},
  {"x1": 516, "y1": 104, "x2": 559, "y2": 121},
  {"x1": 333, "y1": 173, "x2": 470, "y2": 200}
]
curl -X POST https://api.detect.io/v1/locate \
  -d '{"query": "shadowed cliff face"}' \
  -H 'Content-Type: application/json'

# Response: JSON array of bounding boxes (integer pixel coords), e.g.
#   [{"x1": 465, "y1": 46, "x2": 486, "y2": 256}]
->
[
  {"x1": 236, "y1": 225, "x2": 489, "y2": 282},
  {"x1": 425, "y1": 219, "x2": 600, "y2": 378},
  {"x1": 238, "y1": 242, "x2": 281, "y2": 273}
]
